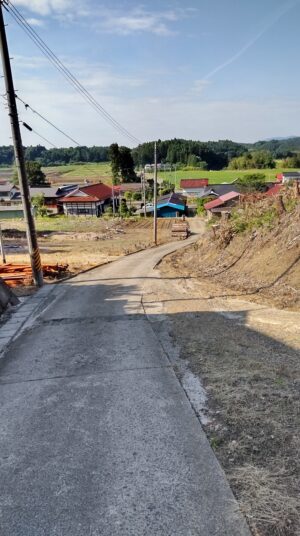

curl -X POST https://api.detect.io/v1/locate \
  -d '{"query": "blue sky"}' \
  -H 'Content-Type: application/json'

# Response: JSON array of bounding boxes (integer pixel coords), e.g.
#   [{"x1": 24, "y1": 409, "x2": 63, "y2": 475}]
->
[{"x1": 1, "y1": 0, "x2": 300, "y2": 147}]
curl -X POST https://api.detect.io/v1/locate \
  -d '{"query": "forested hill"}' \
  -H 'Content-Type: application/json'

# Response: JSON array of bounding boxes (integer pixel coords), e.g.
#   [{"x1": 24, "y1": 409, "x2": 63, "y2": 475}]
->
[
  {"x1": 1, "y1": 136, "x2": 300, "y2": 168},
  {"x1": 247, "y1": 137, "x2": 300, "y2": 157},
  {"x1": 0, "y1": 145, "x2": 109, "y2": 167}
]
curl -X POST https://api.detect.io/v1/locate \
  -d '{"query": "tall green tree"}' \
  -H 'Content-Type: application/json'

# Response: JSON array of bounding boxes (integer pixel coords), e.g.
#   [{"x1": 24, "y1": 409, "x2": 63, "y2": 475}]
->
[
  {"x1": 109, "y1": 144, "x2": 137, "y2": 183},
  {"x1": 13, "y1": 161, "x2": 47, "y2": 186},
  {"x1": 109, "y1": 143, "x2": 121, "y2": 185},
  {"x1": 119, "y1": 146, "x2": 136, "y2": 182}
]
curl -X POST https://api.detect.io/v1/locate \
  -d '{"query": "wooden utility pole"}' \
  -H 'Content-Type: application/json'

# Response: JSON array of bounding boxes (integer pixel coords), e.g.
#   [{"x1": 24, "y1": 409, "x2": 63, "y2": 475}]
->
[
  {"x1": 0, "y1": 223, "x2": 6, "y2": 264},
  {"x1": 153, "y1": 141, "x2": 158, "y2": 245},
  {"x1": 0, "y1": 2, "x2": 43, "y2": 286},
  {"x1": 142, "y1": 168, "x2": 147, "y2": 217}
]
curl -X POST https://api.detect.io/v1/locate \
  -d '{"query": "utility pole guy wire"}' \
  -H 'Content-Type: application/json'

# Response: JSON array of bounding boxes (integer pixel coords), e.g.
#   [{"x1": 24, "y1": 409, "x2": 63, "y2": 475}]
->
[{"x1": 0, "y1": 1, "x2": 43, "y2": 286}]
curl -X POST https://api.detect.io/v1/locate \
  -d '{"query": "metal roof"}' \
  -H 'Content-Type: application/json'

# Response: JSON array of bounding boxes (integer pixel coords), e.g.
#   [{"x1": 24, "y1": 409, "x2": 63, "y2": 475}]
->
[
  {"x1": 62, "y1": 182, "x2": 112, "y2": 202},
  {"x1": 30, "y1": 187, "x2": 59, "y2": 197},
  {"x1": 180, "y1": 179, "x2": 209, "y2": 188},
  {"x1": 0, "y1": 183, "x2": 13, "y2": 192},
  {"x1": 204, "y1": 191, "x2": 240, "y2": 210},
  {"x1": 60, "y1": 195, "x2": 100, "y2": 203}
]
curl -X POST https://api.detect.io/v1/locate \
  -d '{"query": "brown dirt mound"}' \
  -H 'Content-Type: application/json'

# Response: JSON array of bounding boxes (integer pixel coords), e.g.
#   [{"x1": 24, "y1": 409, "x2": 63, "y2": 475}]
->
[{"x1": 162, "y1": 204, "x2": 300, "y2": 310}]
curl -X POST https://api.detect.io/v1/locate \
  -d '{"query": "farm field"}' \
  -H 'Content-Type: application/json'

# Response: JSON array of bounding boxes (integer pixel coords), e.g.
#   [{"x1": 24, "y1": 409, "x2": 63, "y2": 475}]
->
[
  {"x1": 156, "y1": 166, "x2": 299, "y2": 185},
  {"x1": 42, "y1": 162, "x2": 112, "y2": 184},
  {"x1": 2, "y1": 217, "x2": 174, "y2": 274},
  {"x1": 2, "y1": 162, "x2": 299, "y2": 187}
]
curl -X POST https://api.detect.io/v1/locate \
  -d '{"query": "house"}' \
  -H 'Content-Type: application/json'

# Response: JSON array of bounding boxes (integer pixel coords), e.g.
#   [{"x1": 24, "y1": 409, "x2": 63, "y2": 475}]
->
[
  {"x1": 0, "y1": 181, "x2": 19, "y2": 203},
  {"x1": 180, "y1": 179, "x2": 209, "y2": 198},
  {"x1": 113, "y1": 183, "x2": 142, "y2": 195},
  {"x1": 139, "y1": 192, "x2": 187, "y2": 218},
  {"x1": 204, "y1": 191, "x2": 241, "y2": 219},
  {"x1": 276, "y1": 172, "x2": 300, "y2": 183},
  {"x1": 29, "y1": 187, "x2": 64, "y2": 213},
  {"x1": 59, "y1": 182, "x2": 113, "y2": 216}
]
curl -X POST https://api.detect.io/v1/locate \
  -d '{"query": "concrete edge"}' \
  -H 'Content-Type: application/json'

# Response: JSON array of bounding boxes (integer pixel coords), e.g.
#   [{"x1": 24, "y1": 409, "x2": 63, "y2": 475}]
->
[{"x1": 0, "y1": 283, "x2": 56, "y2": 357}]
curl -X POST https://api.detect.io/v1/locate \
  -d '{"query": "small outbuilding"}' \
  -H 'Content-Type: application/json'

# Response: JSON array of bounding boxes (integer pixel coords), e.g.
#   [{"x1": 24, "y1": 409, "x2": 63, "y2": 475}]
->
[{"x1": 204, "y1": 191, "x2": 240, "y2": 219}]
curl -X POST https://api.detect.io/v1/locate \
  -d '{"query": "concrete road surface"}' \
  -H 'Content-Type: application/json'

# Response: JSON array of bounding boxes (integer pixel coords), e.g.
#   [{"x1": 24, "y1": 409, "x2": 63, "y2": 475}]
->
[{"x1": 0, "y1": 236, "x2": 251, "y2": 536}]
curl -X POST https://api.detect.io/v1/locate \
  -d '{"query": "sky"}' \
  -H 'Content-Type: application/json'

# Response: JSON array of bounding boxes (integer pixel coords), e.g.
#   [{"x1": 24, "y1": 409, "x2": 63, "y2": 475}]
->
[{"x1": 0, "y1": 0, "x2": 300, "y2": 148}]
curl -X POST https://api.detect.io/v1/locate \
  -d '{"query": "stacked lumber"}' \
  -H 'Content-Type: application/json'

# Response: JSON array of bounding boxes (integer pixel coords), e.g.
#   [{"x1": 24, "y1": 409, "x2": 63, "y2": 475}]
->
[
  {"x1": 171, "y1": 221, "x2": 190, "y2": 240},
  {"x1": 0, "y1": 263, "x2": 68, "y2": 287}
]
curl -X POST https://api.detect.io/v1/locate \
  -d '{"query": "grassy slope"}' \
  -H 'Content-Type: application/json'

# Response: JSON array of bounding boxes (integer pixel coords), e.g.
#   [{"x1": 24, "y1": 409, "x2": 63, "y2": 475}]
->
[
  {"x1": 156, "y1": 166, "x2": 299, "y2": 185},
  {"x1": 43, "y1": 162, "x2": 299, "y2": 186},
  {"x1": 43, "y1": 162, "x2": 112, "y2": 184}
]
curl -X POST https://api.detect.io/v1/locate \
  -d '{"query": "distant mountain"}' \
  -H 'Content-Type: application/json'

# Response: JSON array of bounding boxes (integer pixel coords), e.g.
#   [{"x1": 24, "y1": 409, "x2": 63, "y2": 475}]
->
[
  {"x1": 248, "y1": 137, "x2": 300, "y2": 156},
  {"x1": 262, "y1": 136, "x2": 298, "y2": 142}
]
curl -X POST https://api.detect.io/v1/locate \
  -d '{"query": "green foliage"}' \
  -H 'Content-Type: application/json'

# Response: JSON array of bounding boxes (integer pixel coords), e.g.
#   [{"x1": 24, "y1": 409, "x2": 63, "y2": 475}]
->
[
  {"x1": 158, "y1": 179, "x2": 174, "y2": 196},
  {"x1": 249, "y1": 137, "x2": 300, "y2": 158},
  {"x1": 229, "y1": 151, "x2": 275, "y2": 170},
  {"x1": 132, "y1": 192, "x2": 142, "y2": 201},
  {"x1": 196, "y1": 197, "x2": 211, "y2": 215},
  {"x1": 282, "y1": 153, "x2": 300, "y2": 168},
  {"x1": 109, "y1": 143, "x2": 136, "y2": 184},
  {"x1": 13, "y1": 161, "x2": 47, "y2": 186},
  {"x1": 31, "y1": 193, "x2": 47, "y2": 217},
  {"x1": 230, "y1": 206, "x2": 278, "y2": 234},
  {"x1": 0, "y1": 145, "x2": 14, "y2": 166},
  {"x1": 108, "y1": 143, "x2": 121, "y2": 185},
  {"x1": 236, "y1": 173, "x2": 267, "y2": 193},
  {"x1": 26, "y1": 161, "x2": 47, "y2": 186},
  {"x1": 119, "y1": 198, "x2": 129, "y2": 216},
  {"x1": 119, "y1": 146, "x2": 136, "y2": 182},
  {"x1": 132, "y1": 138, "x2": 245, "y2": 169}
]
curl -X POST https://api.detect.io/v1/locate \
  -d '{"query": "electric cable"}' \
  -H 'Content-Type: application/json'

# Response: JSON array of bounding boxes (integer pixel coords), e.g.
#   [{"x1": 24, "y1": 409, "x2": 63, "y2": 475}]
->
[
  {"x1": 22, "y1": 121, "x2": 57, "y2": 147},
  {"x1": 4, "y1": 0, "x2": 141, "y2": 144},
  {"x1": 16, "y1": 94, "x2": 81, "y2": 146}
]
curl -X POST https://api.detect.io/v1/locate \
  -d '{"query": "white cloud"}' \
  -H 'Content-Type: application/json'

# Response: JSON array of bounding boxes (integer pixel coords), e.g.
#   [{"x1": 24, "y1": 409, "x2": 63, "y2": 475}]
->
[
  {"x1": 98, "y1": 7, "x2": 195, "y2": 36},
  {"x1": 1, "y1": 69, "x2": 299, "y2": 148},
  {"x1": 13, "y1": 0, "x2": 75, "y2": 16},
  {"x1": 25, "y1": 17, "x2": 45, "y2": 26}
]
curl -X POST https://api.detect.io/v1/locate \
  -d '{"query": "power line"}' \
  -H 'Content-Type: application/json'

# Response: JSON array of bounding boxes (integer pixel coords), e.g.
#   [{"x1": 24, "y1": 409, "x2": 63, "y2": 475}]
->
[
  {"x1": 6, "y1": 0, "x2": 140, "y2": 144},
  {"x1": 4, "y1": 0, "x2": 141, "y2": 145},
  {"x1": 22, "y1": 121, "x2": 57, "y2": 147},
  {"x1": 16, "y1": 94, "x2": 81, "y2": 146}
]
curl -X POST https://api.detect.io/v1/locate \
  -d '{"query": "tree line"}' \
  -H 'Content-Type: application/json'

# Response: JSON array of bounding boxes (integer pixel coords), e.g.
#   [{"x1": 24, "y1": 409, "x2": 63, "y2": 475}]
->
[
  {"x1": 1, "y1": 136, "x2": 300, "y2": 171},
  {"x1": 0, "y1": 145, "x2": 109, "y2": 166}
]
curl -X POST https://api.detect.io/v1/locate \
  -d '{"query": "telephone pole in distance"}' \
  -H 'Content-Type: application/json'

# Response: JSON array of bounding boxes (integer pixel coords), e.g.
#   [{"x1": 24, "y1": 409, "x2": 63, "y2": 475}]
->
[
  {"x1": 153, "y1": 141, "x2": 158, "y2": 245},
  {"x1": 0, "y1": 1, "x2": 43, "y2": 286}
]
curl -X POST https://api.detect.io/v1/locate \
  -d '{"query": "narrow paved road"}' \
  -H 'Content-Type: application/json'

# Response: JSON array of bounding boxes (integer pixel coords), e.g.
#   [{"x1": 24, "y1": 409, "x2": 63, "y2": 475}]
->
[{"x1": 0, "y1": 237, "x2": 250, "y2": 536}]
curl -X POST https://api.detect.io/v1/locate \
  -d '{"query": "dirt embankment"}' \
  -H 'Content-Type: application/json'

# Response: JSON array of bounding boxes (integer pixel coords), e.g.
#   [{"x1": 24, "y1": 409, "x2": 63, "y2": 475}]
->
[
  {"x1": 158, "y1": 198, "x2": 300, "y2": 536},
  {"x1": 161, "y1": 203, "x2": 300, "y2": 310}
]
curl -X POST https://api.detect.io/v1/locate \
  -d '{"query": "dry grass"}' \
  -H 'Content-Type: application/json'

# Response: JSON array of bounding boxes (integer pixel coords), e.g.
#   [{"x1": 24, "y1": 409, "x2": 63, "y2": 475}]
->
[
  {"x1": 2, "y1": 218, "x2": 174, "y2": 274},
  {"x1": 230, "y1": 465, "x2": 300, "y2": 536}
]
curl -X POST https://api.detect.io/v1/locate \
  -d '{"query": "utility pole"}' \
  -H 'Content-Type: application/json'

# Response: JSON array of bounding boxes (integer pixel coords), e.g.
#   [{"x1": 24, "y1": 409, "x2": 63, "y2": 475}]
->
[
  {"x1": 112, "y1": 183, "x2": 115, "y2": 216},
  {"x1": 0, "y1": 223, "x2": 6, "y2": 264},
  {"x1": 153, "y1": 141, "x2": 158, "y2": 245},
  {"x1": 0, "y1": 2, "x2": 43, "y2": 286},
  {"x1": 142, "y1": 168, "x2": 146, "y2": 217}
]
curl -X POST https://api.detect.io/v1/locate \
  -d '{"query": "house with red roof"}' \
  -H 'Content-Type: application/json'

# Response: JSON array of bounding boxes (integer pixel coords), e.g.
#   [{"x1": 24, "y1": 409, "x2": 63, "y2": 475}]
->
[
  {"x1": 180, "y1": 179, "x2": 209, "y2": 198},
  {"x1": 60, "y1": 182, "x2": 114, "y2": 217},
  {"x1": 204, "y1": 191, "x2": 241, "y2": 219}
]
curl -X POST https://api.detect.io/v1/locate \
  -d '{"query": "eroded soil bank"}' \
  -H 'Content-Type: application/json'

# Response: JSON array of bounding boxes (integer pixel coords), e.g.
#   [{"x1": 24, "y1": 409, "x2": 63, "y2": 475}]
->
[{"x1": 154, "y1": 212, "x2": 300, "y2": 536}]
